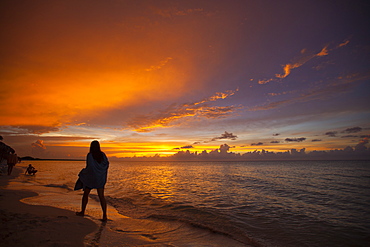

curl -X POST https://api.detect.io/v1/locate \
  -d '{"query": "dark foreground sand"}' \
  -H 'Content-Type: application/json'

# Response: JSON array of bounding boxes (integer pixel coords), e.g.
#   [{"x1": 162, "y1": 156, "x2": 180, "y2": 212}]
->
[{"x1": 0, "y1": 167, "x2": 97, "y2": 247}]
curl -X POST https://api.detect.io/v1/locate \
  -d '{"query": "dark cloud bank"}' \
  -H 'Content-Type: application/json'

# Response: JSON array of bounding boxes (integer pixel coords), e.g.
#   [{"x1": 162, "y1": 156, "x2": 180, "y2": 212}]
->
[
  {"x1": 117, "y1": 128, "x2": 370, "y2": 161},
  {"x1": 117, "y1": 141, "x2": 370, "y2": 161}
]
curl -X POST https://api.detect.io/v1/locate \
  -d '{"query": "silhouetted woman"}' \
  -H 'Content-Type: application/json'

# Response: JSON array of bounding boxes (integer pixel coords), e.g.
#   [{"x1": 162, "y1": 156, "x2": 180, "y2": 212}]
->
[{"x1": 75, "y1": 140, "x2": 109, "y2": 221}]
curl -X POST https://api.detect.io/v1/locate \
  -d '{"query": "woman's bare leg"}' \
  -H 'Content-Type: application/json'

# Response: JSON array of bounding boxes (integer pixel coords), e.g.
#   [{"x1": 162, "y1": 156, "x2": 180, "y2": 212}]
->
[
  {"x1": 8, "y1": 164, "x2": 14, "y2": 175},
  {"x1": 97, "y1": 188, "x2": 107, "y2": 221},
  {"x1": 77, "y1": 188, "x2": 91, "y2": 216}
]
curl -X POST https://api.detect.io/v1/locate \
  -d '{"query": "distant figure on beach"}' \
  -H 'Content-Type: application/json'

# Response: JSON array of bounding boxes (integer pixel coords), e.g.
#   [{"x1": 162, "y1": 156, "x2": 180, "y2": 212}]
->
[
  {"x1": 0, "y1": 135, "x2": 15, "y2": 164},
  {"x1": 75, "y1": 140, "x2": 109, "y2": 221},
  {"x1": 6, "y1": 152, "x2": 18, "y2": 175},
  {"x1": 25, "y1": 164, "x2": 37, "y2": 175}
]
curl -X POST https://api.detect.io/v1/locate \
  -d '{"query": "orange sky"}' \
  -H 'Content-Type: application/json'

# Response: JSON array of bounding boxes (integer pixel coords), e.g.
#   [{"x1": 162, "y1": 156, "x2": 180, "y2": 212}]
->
[{"x1": 1, "y1": 1, "x2": 369, "y2": 159}]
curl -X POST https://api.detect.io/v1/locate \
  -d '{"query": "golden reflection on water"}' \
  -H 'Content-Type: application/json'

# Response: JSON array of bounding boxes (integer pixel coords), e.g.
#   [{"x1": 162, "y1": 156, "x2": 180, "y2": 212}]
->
[{"x1": 111, "y1": 161, "x2": 263, "y2": 207}]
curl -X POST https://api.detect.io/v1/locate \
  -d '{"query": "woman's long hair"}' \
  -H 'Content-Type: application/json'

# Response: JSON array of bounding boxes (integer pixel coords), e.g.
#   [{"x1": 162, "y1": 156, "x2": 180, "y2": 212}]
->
[{"x1": 90, "y1": 140, "x2": 103, "y2": 163}]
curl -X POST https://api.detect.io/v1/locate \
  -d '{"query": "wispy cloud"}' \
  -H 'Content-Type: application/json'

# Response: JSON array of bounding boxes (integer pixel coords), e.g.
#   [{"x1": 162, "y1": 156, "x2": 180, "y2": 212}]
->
[
  {"x1": 275, "y1": 45, "x2": 329, "y2": 79},
  {"x1": 315, "y1": 46, "x2": 329, "y2": 57},
  {"x1": 174, "y1": 145, "x2": 194, "y2": 150},
  {"x1": 31, "y1": 139, "x2": 49, "y2": 157},
  {"x1": 275, "y1": 62, "x2": 304, "y2": 79},
  {"x1": 31, "y1": 140, "x2": 46, "y2": 150},
  {"x1": 174, "y1": 8, "x2": 204, "y2": 16},
  {"x1": 337, "y1": 40, "x2": 350, "y2": 48},
  {"x1": 342, "y1": 127, "x2": 362, "y2": 133},
  {"x1": 211, "y1": 131, "x2": 238, "y2": 141},
  {"x1": 12, "y1": 125, "x2": 60, "y2": 135},
  {"x1": 325, "y1": 131, "x2": 338, "y2": 137},
  {"x1": 154, "y1": 7, "x2": 211, "y2": 18},
  {"x1": 127, "y1": 90, "x2": 240, "y2": 132},
  {"x1": 251, "y1": 142, "x2": 263, "y2": 146},
  {"x1": 258, "y1": 39, "x2": 351, "y2": 83},
  {"x1": 285, "y1": 137, "x2": 306, "y2": 142},
  {"x1": 195, "y1": 89, "x2": 239, "y2": 105},
  {"x1": 258, "y1": 78, "x2": 274, "y2": 85},
  {"x1": 181, "y1": 145, "x2": 194, "y2": 149},
  {"x1": 325, "y1": 127, "x2": 364, "y2": 138},
  {"x1": 145, "y1": 57, "x2": 173, "y2": 71},
  {"x1": 250, "y1": 73, "x2": 370, "y2": 111}
]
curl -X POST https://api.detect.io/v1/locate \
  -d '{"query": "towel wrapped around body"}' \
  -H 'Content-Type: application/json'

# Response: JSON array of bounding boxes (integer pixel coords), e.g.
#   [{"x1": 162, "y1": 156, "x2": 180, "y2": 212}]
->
[{"x1": 74, "y1": 152, "x2": 109, "y2": 190}]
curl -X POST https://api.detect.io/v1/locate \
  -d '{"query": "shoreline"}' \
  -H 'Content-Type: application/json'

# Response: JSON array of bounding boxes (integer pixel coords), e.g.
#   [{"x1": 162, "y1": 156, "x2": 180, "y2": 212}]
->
[{"x1": 1, "y1": 165, "x2": 253, "y2": 246}]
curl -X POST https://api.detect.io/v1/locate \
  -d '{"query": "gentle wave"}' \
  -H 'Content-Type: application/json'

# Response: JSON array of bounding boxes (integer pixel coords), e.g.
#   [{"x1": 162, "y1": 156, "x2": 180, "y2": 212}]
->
[
  {"x1": 44, "y1": 183, "x2": 73, "y2": 191},
  {"x1": 106, "y1": 194, "x2": 257, "y2": 246},
  {"x1": 18, "y1": 160, "x2": 370, "y2": 247}
]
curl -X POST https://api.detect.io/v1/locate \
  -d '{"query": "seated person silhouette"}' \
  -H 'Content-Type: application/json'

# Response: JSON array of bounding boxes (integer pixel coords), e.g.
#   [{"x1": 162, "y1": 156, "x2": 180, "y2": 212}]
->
[{"x1": 25, "y1": 164, "x2": 37, "y2": 175}]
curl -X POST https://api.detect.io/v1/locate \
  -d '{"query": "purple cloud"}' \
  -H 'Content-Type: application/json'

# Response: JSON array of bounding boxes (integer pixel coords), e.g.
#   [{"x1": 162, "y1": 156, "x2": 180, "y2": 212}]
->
[
  {"x1": 285, "y1": 137, "x2": 306, "y2": 142},
  {"x1": 342, "y1": 127, "x2": 362, "y2": 133},
  {"x1": 181, "y1": 145, "x2": 194, "y2": 149},
  {"x1": 325, "y1": 131, "x2": 337, "y2": 137},
  {"x1": 211, "y1": 131, "x2": 238, "y2": 141},
  {"x1": 251, "y1": 142, "x2": 264, "y2": 146}
]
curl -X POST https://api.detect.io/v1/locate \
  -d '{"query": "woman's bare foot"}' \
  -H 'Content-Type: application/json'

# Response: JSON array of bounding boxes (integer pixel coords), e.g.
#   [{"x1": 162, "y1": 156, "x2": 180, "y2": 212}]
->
[
  {"x1": 76, "y1": 211, "x2": 85, "y2": 216},
  {"x1": 101, "y1": 215, "x2": 108, "y2": 221}
]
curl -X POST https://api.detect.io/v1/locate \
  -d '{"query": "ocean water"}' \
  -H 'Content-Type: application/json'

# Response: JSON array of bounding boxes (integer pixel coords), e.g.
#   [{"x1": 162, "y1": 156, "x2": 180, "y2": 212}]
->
[{"x1": 14, "y1": 160, "x2": 370, "y2": 246}]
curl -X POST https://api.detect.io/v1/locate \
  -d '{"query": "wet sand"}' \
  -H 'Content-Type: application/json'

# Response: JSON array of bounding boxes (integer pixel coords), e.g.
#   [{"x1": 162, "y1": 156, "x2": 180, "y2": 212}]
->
[
  {"x1": 0, "y1": 165, "x2": 252, "y2": 246},
  {"x1": 0, "y1": 167, "x2": 97, "y2": 247}
]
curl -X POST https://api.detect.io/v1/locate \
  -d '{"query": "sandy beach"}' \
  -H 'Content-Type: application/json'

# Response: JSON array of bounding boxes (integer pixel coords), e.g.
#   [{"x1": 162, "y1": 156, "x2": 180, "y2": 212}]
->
[
  {"x1": 0, "y1": 164, "x2": 251, "y2": 247},
  {"x1": 0, "y1": 167, "x2": 97, "y2": 247}
]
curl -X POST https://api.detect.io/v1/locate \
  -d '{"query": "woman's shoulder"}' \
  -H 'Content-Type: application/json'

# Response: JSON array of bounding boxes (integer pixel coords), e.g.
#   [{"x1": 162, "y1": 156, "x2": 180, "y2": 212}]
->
[
  {"x1": 102, "y1": 152, "x2": 108, "y2": 159},
  {"x1": 87, "y1": 153, "x2": 93, "y2": 160}
]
